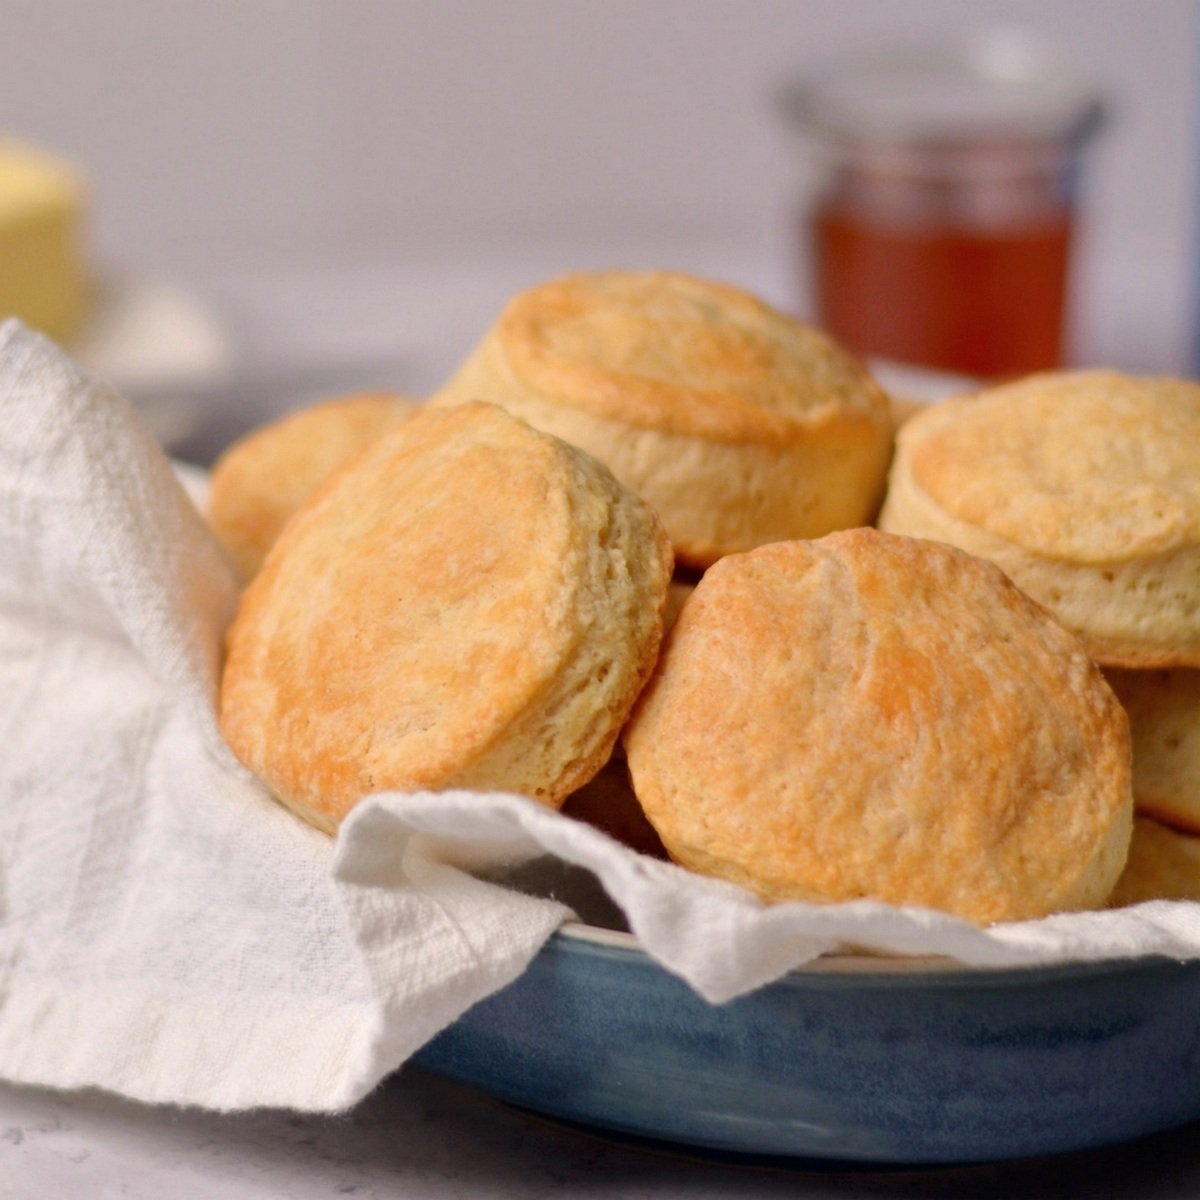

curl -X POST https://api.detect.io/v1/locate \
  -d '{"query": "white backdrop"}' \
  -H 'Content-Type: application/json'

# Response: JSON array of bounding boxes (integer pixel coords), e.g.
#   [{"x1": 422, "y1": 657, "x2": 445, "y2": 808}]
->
[{"x1": 2, "y1": 0, "x2": 1197, "y2": 373}]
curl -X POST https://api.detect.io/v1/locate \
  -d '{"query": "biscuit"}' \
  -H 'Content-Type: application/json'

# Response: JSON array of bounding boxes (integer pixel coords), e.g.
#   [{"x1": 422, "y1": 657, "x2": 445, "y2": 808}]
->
[
  {"x1": 430, "y1": 270, "x2": 893, "y2": 568},
  {"x1": 624, "y1": 529, "x2": 1133, "y2": 924},
  {"x1": 220, "y1": 401, "x2": 673, "y2": 832},
  {"x1": 1104, "y1": 667, "x2": 1200, "y2": 833},
  {"x1": 1109, "y1": 816, "x2": 1200, "y2": 906},
  {"x1": 208, "y1": 391, "x2": 417, "y2": 580},
  {"x1": 878, "y1": 370, "x2": 1200, "y2": 667}
]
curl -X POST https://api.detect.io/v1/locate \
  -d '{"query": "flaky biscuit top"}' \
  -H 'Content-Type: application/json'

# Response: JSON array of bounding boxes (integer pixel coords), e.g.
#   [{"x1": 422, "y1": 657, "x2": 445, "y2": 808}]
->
[
  {"x1": 625, "y1": 530, "x2": 1133, "y2": 923},
  {"x1": 900, "y1": 370, "x2": 1200, "y2": 563},
  {"x1": 207, "y1": 391, "x2": 416, "y2": 580},
  {"x1": 486, "y1": 270, "x2": 889, "y2": 443},
  {"x1": 219, "y1": 401, "x2": 672, "y2": 828}
]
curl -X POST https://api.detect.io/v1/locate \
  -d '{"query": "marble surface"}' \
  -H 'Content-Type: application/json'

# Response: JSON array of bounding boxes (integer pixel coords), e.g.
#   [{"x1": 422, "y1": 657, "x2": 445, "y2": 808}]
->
[{"x1": 3, "y1": 1067, "x2": 1200, "y2": 1199}]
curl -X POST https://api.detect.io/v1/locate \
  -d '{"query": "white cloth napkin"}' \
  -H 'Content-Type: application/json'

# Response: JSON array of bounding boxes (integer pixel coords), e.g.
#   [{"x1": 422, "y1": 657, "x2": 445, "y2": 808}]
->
[{"x1": 3, "y1": 318, "x2": 1200, "y2": 1114}]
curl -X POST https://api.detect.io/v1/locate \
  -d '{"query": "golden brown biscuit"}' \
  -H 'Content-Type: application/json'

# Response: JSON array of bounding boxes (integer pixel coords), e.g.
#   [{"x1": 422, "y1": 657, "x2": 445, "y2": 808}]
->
[
  {"x1": 624, "y1": 529, "x2": 1133, "y2": 924},
  {"x1": 1109, "y1": 816, "x2": 1200, "y2": 906},
  {"x1": 220, "y1": 401, "x2": 673, "y2": 832},
  {"x1": 208, "y1": 391, "x2": 417, "y2": 580},
  {"x1": 430, "y1": 270, "x2": 893, "y2": 568},
  {"x1": 1104, "y1": 667, "x2": 1200, "y2": 833},
  {"x1": 878, "y1": 370, "x2": 1200, "y2": 667}
]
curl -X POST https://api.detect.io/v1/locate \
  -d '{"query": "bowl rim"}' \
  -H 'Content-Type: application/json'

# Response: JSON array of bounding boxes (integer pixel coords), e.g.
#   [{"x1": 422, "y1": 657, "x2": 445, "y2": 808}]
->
[
  {"x1": 555, "y1": 918, "x2": 1189, "y2": 979},
  {"x1": 558, "y1": 919, "x2": 969, "y2": 973}
]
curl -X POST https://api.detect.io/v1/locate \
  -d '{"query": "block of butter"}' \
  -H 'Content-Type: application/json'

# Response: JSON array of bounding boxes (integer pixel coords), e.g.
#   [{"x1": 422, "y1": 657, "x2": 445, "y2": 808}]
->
[{"x1": 0, "y1": 139, "x2": 88, "y2": 344}]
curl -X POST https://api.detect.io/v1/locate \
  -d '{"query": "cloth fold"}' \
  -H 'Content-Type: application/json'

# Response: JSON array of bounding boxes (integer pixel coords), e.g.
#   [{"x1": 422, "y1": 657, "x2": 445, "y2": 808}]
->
[{"x1": 2, "y1": 318, "x2": 1198, "y2": 1113}]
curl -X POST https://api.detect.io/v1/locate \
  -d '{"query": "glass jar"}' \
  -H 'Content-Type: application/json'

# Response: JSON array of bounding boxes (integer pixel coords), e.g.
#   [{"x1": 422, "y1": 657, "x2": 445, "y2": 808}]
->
[{"x1": 779, "y1": 32, "x2": 1106, "y2": 377}]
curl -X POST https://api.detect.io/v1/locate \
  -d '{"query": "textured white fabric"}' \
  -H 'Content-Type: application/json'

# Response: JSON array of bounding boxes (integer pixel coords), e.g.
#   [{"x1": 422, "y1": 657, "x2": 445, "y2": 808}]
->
[{"x1": 2, "y1": 318, "x2": 1199, "y2": 1113}]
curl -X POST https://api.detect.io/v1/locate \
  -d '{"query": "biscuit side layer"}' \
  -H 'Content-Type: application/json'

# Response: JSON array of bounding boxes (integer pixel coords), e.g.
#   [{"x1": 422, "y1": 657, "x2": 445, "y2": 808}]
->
[
  {"x1": 879, "y1": 450, "x2": 1200, "y2": 668},
  {"x1": 433, "y1": 333, "x2": 892, "y2": 567},
  {"x1": 448, "y1": 439, "x2": 672, "y2": 805},
  {"x1": 1104, "y1": 668, "x2": 1200, "y2": 832},
  {"x1": 896, "y1": 371, "x2": 1200, "y2": 562}
]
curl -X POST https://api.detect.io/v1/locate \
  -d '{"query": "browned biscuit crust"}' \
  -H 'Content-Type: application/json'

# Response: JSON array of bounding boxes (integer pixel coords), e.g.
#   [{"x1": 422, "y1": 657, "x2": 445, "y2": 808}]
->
[
  {"x1": 208, "y1": 391, "x2": 417, "y2": 580},
  {"x1": 1104, "y1": 667, "x2": 1200, "y2": 833},
  {"x1": 624, "y1": 529, "x2": 1133, "y2": 924},
  {"x1": 220, "y1": 401, "x2": 673, "y2": 831},
  {"x1": 431, "y1": 270, "x2": 893, "y2": 567},
  {"x1": 879, "y1": 370, "x2": 1200, "y2": 667}
]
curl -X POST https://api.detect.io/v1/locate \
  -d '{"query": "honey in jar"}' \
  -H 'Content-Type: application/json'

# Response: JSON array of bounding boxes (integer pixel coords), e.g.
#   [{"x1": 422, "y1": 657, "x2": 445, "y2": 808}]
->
[{"x1": 780, "y1": 35, "x2": 1104, "y2": 377}]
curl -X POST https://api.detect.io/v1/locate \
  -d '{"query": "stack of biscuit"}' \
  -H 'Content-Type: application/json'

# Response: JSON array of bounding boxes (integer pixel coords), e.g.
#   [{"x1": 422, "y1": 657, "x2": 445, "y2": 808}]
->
[
  {"x1": 427, "y1": 270, "x2": 895, "y2": 569},
  {"x1": 879, "y1": 369, "x2": 1200, "y2": 904},
  {"x1": 209, "y1": 270, "x2": 1200, "y2": 926}
]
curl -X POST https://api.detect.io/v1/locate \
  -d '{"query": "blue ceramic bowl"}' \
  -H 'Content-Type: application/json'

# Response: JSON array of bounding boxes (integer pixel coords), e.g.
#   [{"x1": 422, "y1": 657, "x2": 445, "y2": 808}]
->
[{"x1": 413, "y1": 922, "x2": 1200, "y2": 1164}]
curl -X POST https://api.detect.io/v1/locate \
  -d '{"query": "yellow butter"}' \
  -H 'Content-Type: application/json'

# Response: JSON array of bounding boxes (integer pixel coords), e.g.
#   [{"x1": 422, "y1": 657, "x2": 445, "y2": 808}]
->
[{"x1": 0, "y1": 139, "x2": 88, "y2": 343}]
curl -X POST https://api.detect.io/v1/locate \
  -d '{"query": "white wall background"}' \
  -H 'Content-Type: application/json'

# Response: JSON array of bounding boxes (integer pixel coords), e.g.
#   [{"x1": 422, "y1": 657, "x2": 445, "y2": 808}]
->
[{"x1": 2, "y1": 0, "x2": 1197, "y2": 374}]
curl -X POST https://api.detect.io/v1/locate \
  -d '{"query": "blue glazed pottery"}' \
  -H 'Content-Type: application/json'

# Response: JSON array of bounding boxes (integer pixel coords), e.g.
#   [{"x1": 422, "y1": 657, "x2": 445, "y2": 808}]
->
[{"x1": 413, "y1": 922, "x2": 1200, "y2": 1164}]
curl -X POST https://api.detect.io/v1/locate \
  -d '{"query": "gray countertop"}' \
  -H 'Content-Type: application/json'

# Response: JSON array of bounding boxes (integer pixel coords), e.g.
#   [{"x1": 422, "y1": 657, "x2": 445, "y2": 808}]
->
[{"x1": 4, "y1": 1068, "x2": 1200, "y2": 1199}]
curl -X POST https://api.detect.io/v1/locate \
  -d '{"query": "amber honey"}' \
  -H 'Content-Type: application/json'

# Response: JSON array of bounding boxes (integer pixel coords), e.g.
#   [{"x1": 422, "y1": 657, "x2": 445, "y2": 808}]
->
[{"x1": 813, "y1": 200, "x2": 1073, "y2": 377}]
